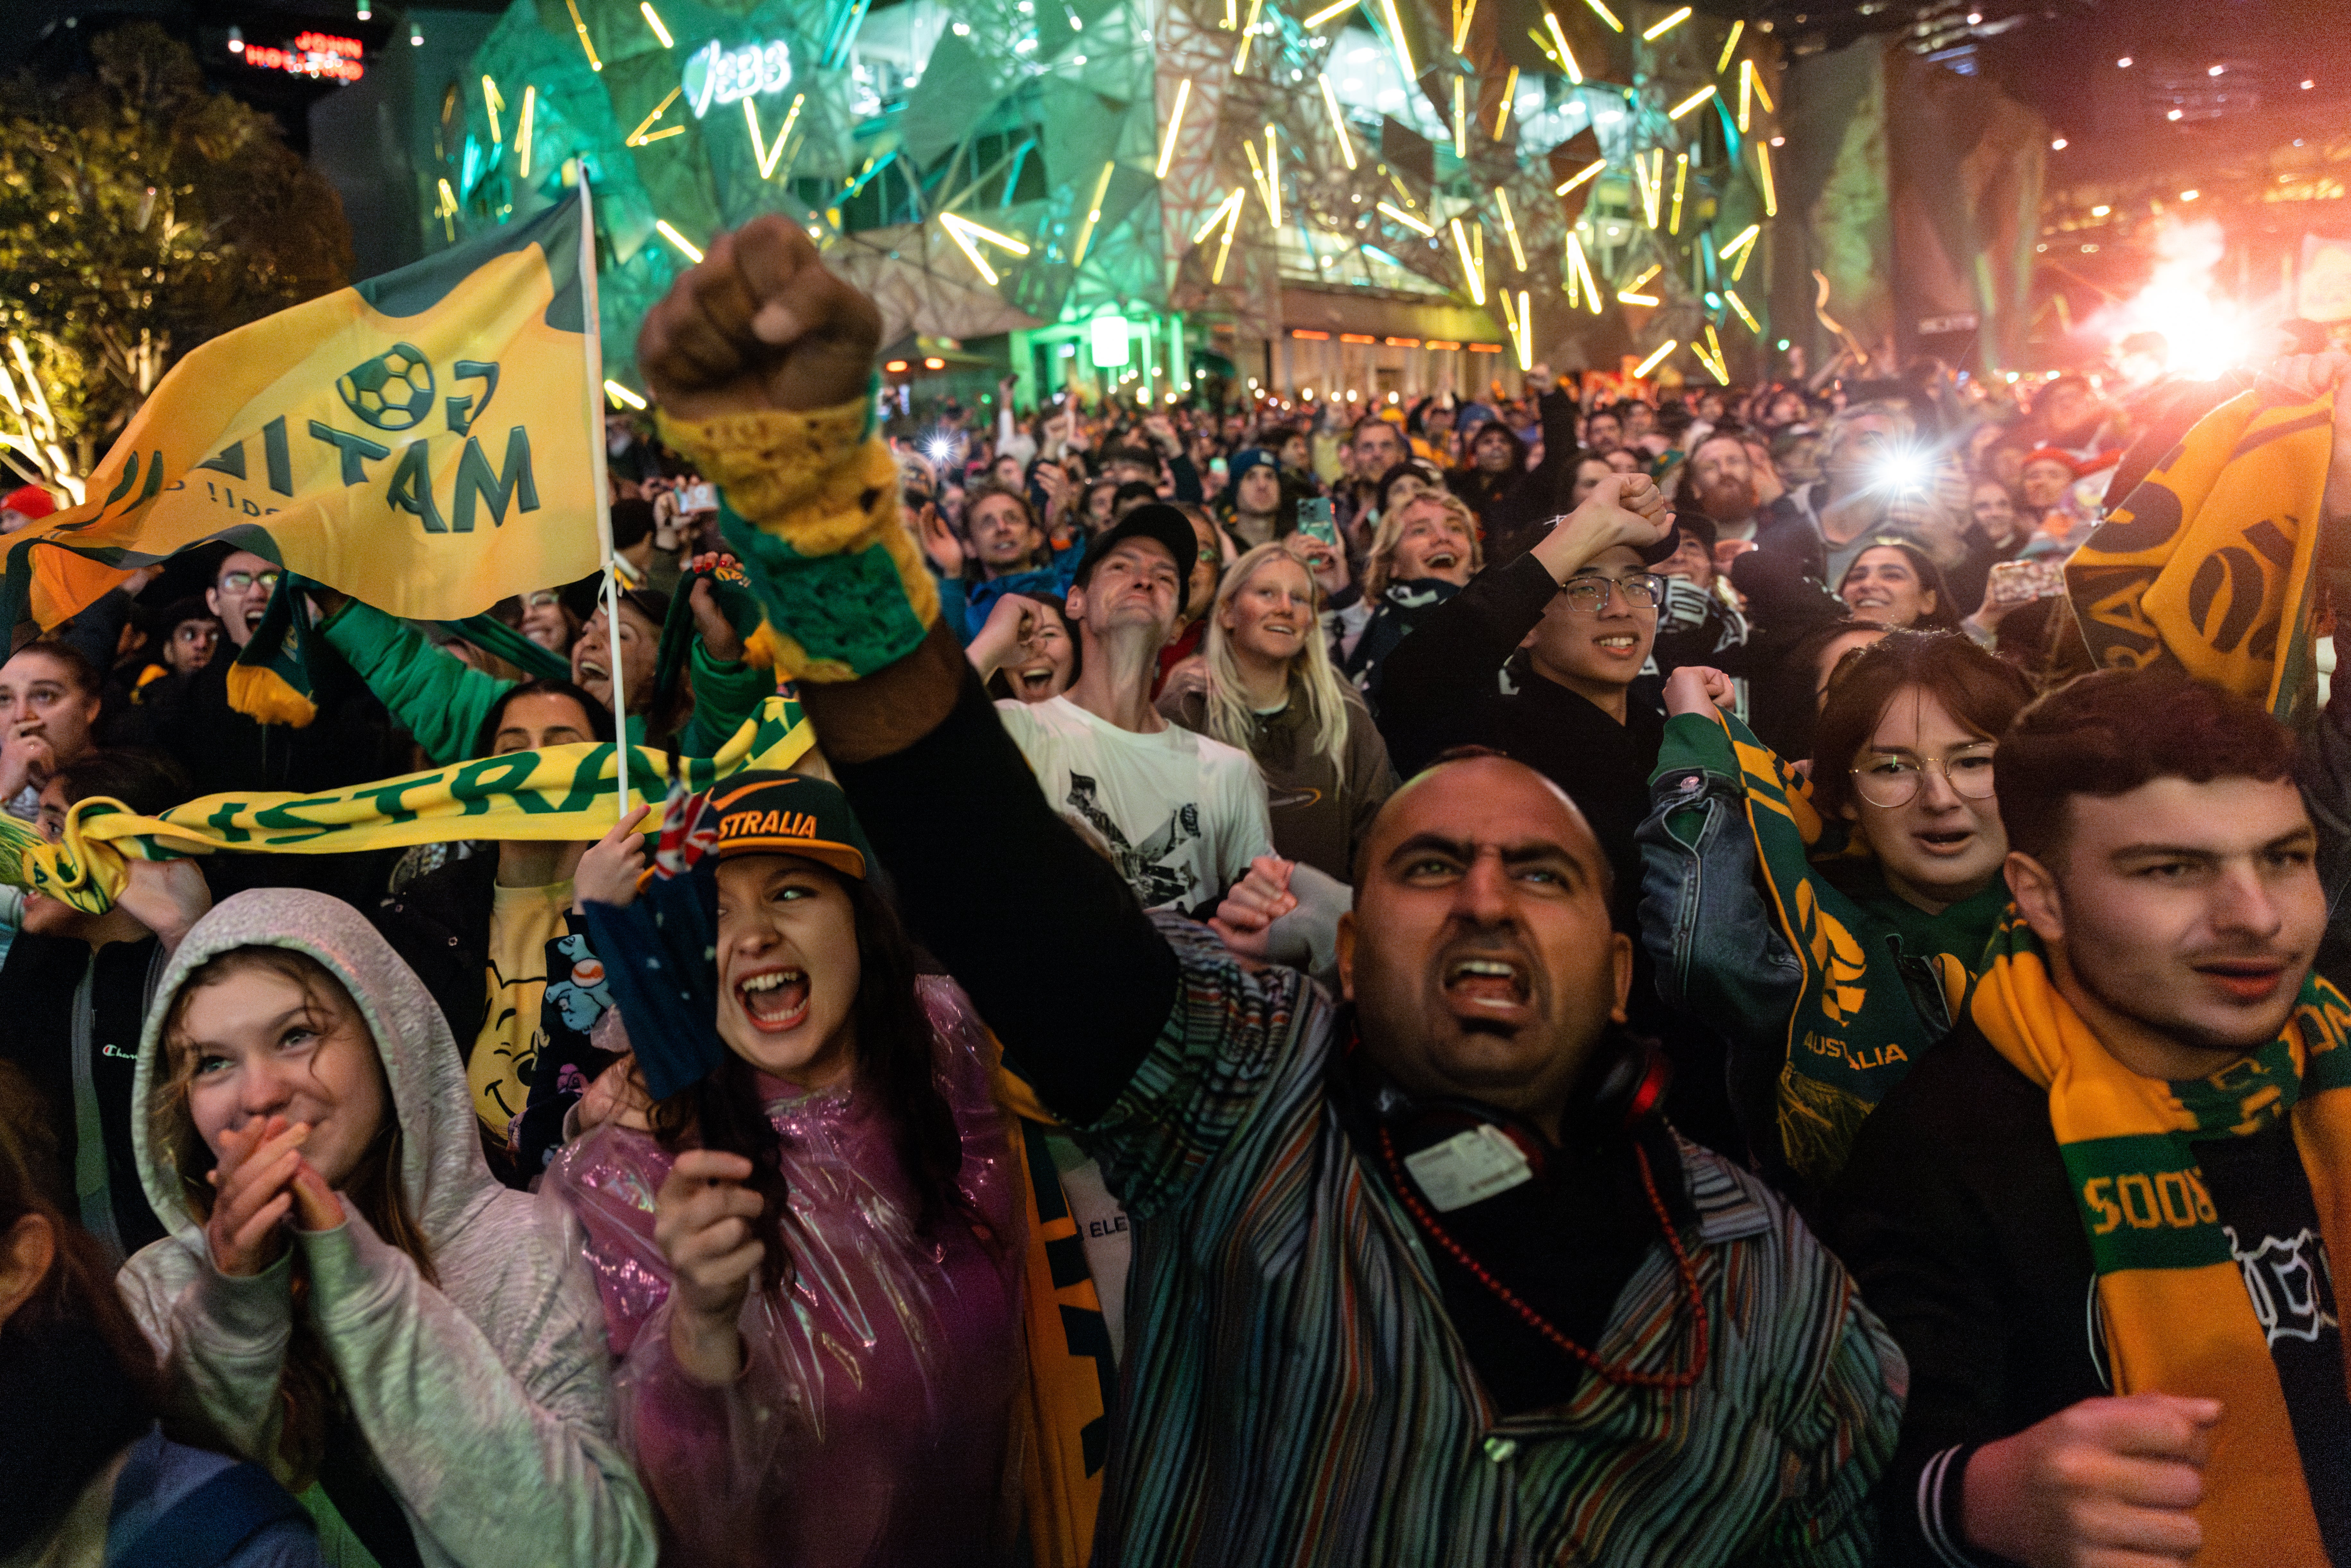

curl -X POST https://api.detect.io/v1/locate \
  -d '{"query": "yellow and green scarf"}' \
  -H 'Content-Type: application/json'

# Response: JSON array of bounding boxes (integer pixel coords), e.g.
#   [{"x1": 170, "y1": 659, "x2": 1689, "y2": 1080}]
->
[
  {"x1": 2069, "y1": 388, "x2": 2335, "y2": 723},
  {"x1": 1655, "y1": 710, "x2": 1972, "y2": 1191},
  {"x1": 1972, "y1": 912, "x2": 2351, "y2": 1566},
  {"x1": 0, "y1": 694, "x2": 813, "y2": 915}
]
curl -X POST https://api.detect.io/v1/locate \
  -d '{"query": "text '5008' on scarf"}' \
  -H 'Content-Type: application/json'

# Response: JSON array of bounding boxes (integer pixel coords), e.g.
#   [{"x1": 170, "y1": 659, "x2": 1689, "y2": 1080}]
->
[
  {"x1": 1972, "y1": 910, "x2": 2351, "y2": 1567},
  {"x1": 0, "y1": 694, "x2": 813, "y2": 915}
]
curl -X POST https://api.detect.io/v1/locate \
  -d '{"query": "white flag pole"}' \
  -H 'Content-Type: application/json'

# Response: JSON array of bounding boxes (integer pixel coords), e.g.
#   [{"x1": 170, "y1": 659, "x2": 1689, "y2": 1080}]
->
[{"x1": 575, "y1": 178, "x2": 631, "y2": 822}]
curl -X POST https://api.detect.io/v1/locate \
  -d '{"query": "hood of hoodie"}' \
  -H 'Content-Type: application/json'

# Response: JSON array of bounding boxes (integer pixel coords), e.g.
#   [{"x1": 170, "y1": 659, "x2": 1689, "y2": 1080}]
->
[{"x1": 131, "y1": 888, "x2": 499, "y2": 1252}]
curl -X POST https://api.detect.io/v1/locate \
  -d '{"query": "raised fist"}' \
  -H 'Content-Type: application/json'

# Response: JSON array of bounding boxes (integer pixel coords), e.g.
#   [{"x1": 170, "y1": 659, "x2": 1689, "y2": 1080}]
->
[{"x1": 637, "y1": 216, "x2": 883, "y2": 422}]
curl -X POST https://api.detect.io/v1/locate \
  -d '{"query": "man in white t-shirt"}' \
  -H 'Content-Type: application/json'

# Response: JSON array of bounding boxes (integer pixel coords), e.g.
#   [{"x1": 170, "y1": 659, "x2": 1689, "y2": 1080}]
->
[{"x1": 995, "y1": 503, "x2": 1273, "y2": 914}]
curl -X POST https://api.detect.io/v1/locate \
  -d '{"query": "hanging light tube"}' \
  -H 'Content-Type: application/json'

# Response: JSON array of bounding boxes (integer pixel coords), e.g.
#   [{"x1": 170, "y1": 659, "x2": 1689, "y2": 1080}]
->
[
  {"x1": 1156, "y1": 78, "x2": 1193, "y2": 178},
  {"x1": 1554, "y1": 157, "x2": 1605, "y2": 195},
  {"x1": 1233, "y1": 0, "x2": 1265, "y2": 72},
  {"x1": 605, "y1": 379, "x2": 648, "y2": 409},
  {"x1": 656, "y1": 219, "x2": 704, "y2": 262},
  {"x1": 1319, "y1": 75, "x2": 1358, "y2": 169},
  {"x1": 1191, "y1": 187, "x2": 1246, "y2": 244},
  {"x1": 1543, "y1": 13, "x2": 1583, "y2": 81},
  {"x1": 1715, "y1": 18, "x2": 1743, "y2": 72},
  {"x1": 1452, "y1": 0, "x2": 1478, "y2": 53},
  {"x1": 564, "y1": 0, "x2": 603, "y2": 70},
  {"x1": 1494, "y1": 66, "x2": 1519, "y2": 137},
  {"x1": 1071, "y1": 160, "x2": 1117, "y2": 266},
  {"x1": 1264, "y1": 126, "x2": 1281, "y2": 223},
  {"x1": 1452, "y1": 75, "x2": 1468, "y2": 158},
  {"x1": 1755, "y1": 140, "x2": 1778, "y2": 216},
  {"x1": 1449, "y1": 217, "x2": 1485, "y2": 304},
  {"x1": 1668, "y1": 151, "x2": 1688, "y2": 234},
  {"x1": 1211, "y1": 192, "x2": 1245, "y2": 283},
  {"x1": 482, "y1": 76, "x2": 505, "y2": 143},
  {"x1": 1633, "y1": 339, "x2": 1676, "y2": 377},
  {"x1": 1643, "y1": 6, "x2": 1690, "y2": 40},
  {"x1": 1376, "y1": 200, "x2": 1435, "y2": 235},
  {"x1": 1303, "y1": 0, "x2": 1359, "y2": 24},
  {"x1": 1567, "y1": 234, "x2": 1603, "y2": 314},
  {"x1": 518, "y1": 86, "x2": 537, "y2": 177},
  {"x1": 1582, "y1": 0, "x2": 1623, "y2": 31},
  {"x1": 1723, "y1": 288, "x2": 1760, "y2": 332},
  {"x1": 639, "y1": 2, "x2": 674, "y2": 47},
  {"x1": 1377, "y1": 0, "x2": 1416, "y2": 81},
  {"x1": 1495, "y1": 186, "x2": 1527, "y2": 269},
  {"x1": 1669, "y1": 83, "x2": 1715, "y2": 119}
]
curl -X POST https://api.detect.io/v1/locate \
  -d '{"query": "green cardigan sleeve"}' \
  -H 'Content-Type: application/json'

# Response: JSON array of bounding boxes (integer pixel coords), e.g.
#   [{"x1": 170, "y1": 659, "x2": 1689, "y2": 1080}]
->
[
  {"x1": 320, "y1": 599, "x2": 514, "y2": 764},
  {"x1": 674, "y1": 641, "x2": 773, "y2": 758}
]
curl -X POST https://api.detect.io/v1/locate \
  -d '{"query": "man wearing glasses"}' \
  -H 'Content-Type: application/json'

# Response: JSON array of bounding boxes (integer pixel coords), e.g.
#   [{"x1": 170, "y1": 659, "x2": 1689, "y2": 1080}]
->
[{"x1": 1380, "y1": 475, "x2": 1679, "y2": 906}]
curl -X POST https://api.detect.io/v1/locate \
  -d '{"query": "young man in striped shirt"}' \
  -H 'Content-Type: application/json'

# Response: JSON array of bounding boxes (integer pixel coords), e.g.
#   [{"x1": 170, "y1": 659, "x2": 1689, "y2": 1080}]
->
[{"x1": 640, "y1": 215, "x2": 1909, "y2": 1566}]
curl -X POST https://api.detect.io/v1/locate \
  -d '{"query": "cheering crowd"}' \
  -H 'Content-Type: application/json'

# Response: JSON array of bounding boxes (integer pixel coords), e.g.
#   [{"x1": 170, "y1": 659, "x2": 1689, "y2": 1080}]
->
[{"x1": 3, "y1": 213, "x2": 2349, "y2": 1568}]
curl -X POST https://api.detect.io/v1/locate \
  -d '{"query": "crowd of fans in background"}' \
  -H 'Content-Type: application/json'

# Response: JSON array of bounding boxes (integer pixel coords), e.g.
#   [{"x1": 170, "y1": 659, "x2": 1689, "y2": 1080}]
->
[{"x1": 4, "y1": 224, "x2": 2348, "y2": 1568}]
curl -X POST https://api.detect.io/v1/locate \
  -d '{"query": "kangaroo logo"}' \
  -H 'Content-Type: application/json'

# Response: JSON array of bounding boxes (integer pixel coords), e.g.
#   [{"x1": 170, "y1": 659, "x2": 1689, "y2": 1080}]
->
[{"x1": 1795, "y1": 881, "x2": 1868, "y2": 1024}]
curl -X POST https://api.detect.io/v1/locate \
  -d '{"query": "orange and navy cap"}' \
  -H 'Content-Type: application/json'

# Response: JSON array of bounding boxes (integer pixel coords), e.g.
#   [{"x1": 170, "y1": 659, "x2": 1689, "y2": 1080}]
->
[{"x1": 705, "y1": 771, "x2": 870, "y2": 880}]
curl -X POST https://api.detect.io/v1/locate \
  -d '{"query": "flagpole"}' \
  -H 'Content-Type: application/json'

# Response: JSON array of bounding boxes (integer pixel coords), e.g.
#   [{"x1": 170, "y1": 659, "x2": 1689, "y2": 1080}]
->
[{"x1": 575, "y1": 178, "x2": 631, "y2": 822}]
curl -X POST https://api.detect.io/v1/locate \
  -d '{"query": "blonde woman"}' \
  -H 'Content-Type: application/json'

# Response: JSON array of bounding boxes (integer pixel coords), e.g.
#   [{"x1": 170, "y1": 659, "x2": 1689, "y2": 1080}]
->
[
  {"x1": 1342, "y1": 489, "x2": 1484, "y2": 707},
  {"x1": 1161, "y1": 541, "x2": 1398, "y2": 881}
]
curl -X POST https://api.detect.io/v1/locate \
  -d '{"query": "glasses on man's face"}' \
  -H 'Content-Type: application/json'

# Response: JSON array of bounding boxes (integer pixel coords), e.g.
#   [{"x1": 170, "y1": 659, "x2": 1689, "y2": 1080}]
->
[
  {"x1": 1850, "y1": 746, "x2": 1998, "y2": 809},
  {"x1": 1558, "y1": 572, "x2": 1667, "y2": 613},
  {"x1": 219, "y1": 570, "x2": 280, "y2": 594}
]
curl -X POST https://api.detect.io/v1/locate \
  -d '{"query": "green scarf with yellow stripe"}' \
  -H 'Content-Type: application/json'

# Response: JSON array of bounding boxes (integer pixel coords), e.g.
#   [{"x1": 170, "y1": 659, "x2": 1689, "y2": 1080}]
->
[
  {"x1": 1656, "y1": 709, "x2": 1975, "y2": 1191},
  {"x1": 1971, "y1": 910, "x2": 2351, "y2": 1566}
]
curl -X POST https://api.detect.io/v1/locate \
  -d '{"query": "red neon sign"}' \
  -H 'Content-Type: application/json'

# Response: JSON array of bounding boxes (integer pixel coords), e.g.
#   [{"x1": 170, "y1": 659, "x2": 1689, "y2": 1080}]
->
[{"x1": 240, "y1": 32, "x2": 366, "y2": 82}]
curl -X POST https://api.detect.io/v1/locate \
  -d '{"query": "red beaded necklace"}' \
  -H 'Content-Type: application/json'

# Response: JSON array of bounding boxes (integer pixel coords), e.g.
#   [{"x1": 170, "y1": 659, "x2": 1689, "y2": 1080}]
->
[{"x1": 1377, "y1": 1124, "x2": 1711, "y2": 1391}]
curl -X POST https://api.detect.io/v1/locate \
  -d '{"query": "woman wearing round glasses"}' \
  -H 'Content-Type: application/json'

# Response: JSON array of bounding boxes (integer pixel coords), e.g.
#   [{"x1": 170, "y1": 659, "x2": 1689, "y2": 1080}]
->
[{"x1": 1640, "y1": 630, "x2": 2037, "y2": 1200}]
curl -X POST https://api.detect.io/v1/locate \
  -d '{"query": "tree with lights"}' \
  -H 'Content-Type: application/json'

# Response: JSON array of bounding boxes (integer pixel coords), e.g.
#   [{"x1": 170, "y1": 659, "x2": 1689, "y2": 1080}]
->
[{"x1": 0, "y1": 23, "x2": 352, "y2": 500}]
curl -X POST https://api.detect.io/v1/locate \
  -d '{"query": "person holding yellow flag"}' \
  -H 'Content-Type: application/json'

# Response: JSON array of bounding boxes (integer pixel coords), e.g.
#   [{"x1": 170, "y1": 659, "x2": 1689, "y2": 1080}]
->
[{"x1": 1826, "y1": 351, "x2": 2351, "y2": 1568}]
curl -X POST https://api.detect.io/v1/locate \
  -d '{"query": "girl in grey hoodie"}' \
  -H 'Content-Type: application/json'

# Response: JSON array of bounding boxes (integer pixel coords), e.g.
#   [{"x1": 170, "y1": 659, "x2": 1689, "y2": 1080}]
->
[{"x1": 117, "y1": 888, "x2": 659, "y2": 1568}]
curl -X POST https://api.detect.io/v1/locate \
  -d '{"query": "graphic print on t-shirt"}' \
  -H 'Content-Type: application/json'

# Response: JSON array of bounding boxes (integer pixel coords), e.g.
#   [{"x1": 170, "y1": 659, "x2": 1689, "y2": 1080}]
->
[{"x1": 1066, "y1": 773, "x2": 1204, "y2": 909}]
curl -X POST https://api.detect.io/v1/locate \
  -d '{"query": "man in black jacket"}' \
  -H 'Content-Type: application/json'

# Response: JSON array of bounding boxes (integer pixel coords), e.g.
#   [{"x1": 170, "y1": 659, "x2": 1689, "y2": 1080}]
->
[{"x1": 1826, "y1": 668, "x2": 2351, "y2": 1568}]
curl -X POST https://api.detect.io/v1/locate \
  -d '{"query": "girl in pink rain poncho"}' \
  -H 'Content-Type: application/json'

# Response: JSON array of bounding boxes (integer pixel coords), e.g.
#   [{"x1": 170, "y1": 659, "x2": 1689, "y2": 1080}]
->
[{"x1": 547, "y1": 772, "x2": 1027, "y2": 1567}]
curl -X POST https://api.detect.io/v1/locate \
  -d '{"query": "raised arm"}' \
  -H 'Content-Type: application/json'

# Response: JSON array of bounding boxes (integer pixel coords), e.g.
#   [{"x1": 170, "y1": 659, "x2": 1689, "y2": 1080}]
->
[{"x1": 636, "y1": 218, "x2": 1176, "y2": 1124}]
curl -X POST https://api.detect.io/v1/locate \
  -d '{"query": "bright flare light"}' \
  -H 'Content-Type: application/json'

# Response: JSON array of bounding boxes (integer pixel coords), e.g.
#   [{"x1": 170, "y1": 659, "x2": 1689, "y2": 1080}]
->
[
  {"x1": 2095, "y1": 217, "x2": 2262, "y2": 380},
  {"x1": 604, "y1": 379, "x2": 647, "y2": 410},
  {"x1": 639, "y1": 1, "x2": 674, "y2": 46}
]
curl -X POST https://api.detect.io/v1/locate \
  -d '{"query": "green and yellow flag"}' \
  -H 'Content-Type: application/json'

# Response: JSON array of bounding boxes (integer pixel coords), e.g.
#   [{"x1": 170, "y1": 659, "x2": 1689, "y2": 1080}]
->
[
  {"x1": 1, "y1": 193, "x2": 605, "y2": 632},
  {"x1": 0, "y1": 693, "x2": 814, "y2": 916},
  {"x1": 2067, "y1": 388, "x2": 2336, "y2": 721}
]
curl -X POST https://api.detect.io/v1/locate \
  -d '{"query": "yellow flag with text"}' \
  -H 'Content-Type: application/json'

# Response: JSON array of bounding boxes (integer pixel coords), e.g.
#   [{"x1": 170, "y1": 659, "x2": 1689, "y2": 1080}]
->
[{"x1": 1, "y1": 193, "x2": 604, "y2": 630}]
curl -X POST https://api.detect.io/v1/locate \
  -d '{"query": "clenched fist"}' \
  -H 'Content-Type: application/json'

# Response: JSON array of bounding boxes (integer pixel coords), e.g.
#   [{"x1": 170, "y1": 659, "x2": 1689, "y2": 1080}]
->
[{"x1": 637, "y1": 216, "x2": 883, "y2": 422}]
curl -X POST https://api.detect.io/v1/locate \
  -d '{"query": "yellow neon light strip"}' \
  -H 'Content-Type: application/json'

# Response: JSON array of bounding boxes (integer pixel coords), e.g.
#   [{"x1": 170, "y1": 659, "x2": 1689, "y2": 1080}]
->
[
  {"x1": 1233, "y1": 0, "x2": 1265, "y2": 72},
  {"x1": 1452, "y1": 75, "x2": 1467, "y2": 159},
  {"x1": 1191, "y1": 186, "x2": 1245, "y2": 244},
  {"x1": 1668, "y1": 151, "x2": 1688, "y2": 234},
  {"x1": 564, "y1": 0, "x2": 603, "y2": 70},
  {"x1": 1319, "y1": 75, "x2": 1358, "y2": 169},
  {"x1": 1528, "y1": 27, "x2": 1565, "y2": 69},
  {"x1": 435, "y1": 178, "x2": 458, "y2": 241},
  {"x1": 1649, "y1": 148, "x2": 1665, "y2": 225},
  {"x1": 1452, "y1": 0, "x2": 1478, "y2": 53},
  {"x1": 1495, "y1": 186, "x2": 1527, "y2": 269},
  {"x1": 1071, "y1": 160, "x2": 1116, "y2": 266},
  {"x1": 1517, "y1": 290, "x2": 1532, "y2": 370},
  {"x1": 1715, "y1": 17, "x2": 1742, "y2": 72},
  {"x1": 1755, "y1": 140, "x2": 1778, "y2": 216},
  {"x1": 1724, "y1": 289, "x2": 1760, "y2": 332},
  {"x1": 626, "y1": 85, "x2": 683, "y2": 147},
  {"x1": 1642, "y1": 5, "x2": 1690, "y2": 40},
  {"x1": 1544, "y1": 14, "x2": 1582, "y2": 81},
  {"x1": 1582, "y1": 0, "x2": 1623, "y2": 32},
  {"x1": 604, "y1": 379, "x2": 647, "y2": 409},
  {"x1": 1303, "y1": 0, "x2": 1359, "y2": 24},
  {"x1": 518, "y1": 86, "x2": 537, "y2": 177},
  {"x1": 1705, "y1": 323, "x2": 1728, "y2": 371},
  {"x1": 1378, "y1": 0, "x2": 1415, "y2": 82},
  {"x1": 639, "y1": 1, "x2": 674, "y2": 47},
  {"x1": 1264, "y1": 126, "x2": 1281, "y2": 223},
  {"x1": 1568, "y1": 233, "x2": 1603, "y2": 314},
  {"x1": 482, "y1": 76, "x2": 505, "y2": 143},
  {"x1": 1554, "y1": 157, "x2": 1605, "y2": 195},
  {"x1": 1494, "y1": 66, "x2": 1518, "y2": 137},
  {"x1": 1449, "y1": 217, "x2": 1485, "y2": 304},
  {"x1": 1376, "y1": 200, "x2": 1435, "y2": 235},
  {"x1": 1738, "y1": 58, "x2": 1752, "y2": 130},
  {"x1": 1211, "y1": 192, "x2": 1244, "y2": 284},
  {"x1": 1244, "y1": 138, "x2": 1275, "y2": 220},
  {"x1": 1749, "y1": 62, "x2": 1774, "y2": 112},
  {"x1": 1156, "y1": 78, "x2": 1192, "y2": 178},
  {"x1": 1669, "y1": 83, "x2": 1715, "y2": 118},
  {"x1": 1633, "y1": 339, "x2": 1675, "y2": 377},
  {"x1": 656, "y1": 220, "x2": 704, "y2": 262},
  {"x1": 943, "y1": 212, "x2": 1031, "y2": 254}
]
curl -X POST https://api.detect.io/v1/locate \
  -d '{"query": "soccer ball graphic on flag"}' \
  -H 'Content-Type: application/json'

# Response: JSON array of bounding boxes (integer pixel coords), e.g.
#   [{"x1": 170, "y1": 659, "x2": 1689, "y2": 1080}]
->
[{"x1": 337, "y1": 344, "x2": 437, "y2": 432}]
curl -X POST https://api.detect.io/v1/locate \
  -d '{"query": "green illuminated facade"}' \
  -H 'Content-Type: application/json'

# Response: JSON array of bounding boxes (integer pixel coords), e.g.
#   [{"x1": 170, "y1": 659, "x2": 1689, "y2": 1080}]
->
[{"x1": 434, "y1": 0, "x2": 1780, "y2": 404}]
